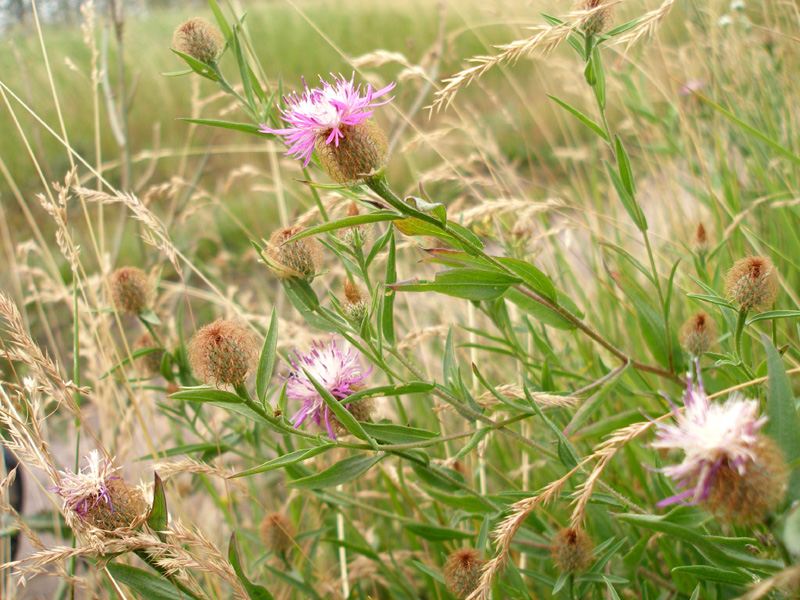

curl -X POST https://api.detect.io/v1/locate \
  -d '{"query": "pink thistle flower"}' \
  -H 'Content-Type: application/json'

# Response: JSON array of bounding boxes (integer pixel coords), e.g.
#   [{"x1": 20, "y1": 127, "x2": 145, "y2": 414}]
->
[
  {"x1": 52, "y1": 450, "x2": 121, "y2": 519},
  {"x1": 652, "y1": 373, "x2": 767, "y2": 506},
  {"x1": 285, "y1": 339, "x2": 370, "y2": 439},
  {"x1": 260, "y1": 73, "x2": 395, "y2": 168}
]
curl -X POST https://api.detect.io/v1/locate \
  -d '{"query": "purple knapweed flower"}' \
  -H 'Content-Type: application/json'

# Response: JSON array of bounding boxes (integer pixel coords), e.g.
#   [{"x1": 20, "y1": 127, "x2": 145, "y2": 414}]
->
[
  {"x1": 285, "y1": 339, "x2": 370, "y2": 439},
  {"x1": 260, "y1": 74, "x2": 395, "y2": 183},
  {"x1": 52, "y1": 450, "x2": 119, "y2": 518},
  {"x1": 652, "y1": 372, "x2": 767, "y2": 506}
]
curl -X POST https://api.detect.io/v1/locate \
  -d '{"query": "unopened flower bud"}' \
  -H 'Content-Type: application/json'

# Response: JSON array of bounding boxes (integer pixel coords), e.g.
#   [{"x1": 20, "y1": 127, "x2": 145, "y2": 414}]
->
[
  {"x1": 705, "y1": 435, "x2": 787, "y2": 525},
  {"x1": 724, "y1": 255, "x2": 779, "y2": 313},
  {"x1": 316, "y1": 119, "x2": 388, "y2": 185},
  {"x1": 444, "y1": 547, "x2": 484, "y2": 599},
  {"x1": 189, "y1": 319, "x2": 257, "y2": 387},
  {"x1": 267, "y1": 227, "x2": 323, "y2": 280},
  {"x1": 133, "y1": 333, "x2": 164, "y2": 378},
  {"x1": 578, "y1": 0, "x2": 614, "y2": 36},
  {"x1": 691, "y1": 223, "x2": 710, "y2": 257},
  {"x1": 109, "y1": 267, "x2": 149, "y2": 315},
  {"x1": 259, "y1": 512, "x2": 294, "y2": 553},
  {"x1": 172, "y1": 18, "x2": 224, "y2": 65},
  {"x1": 343, "y1": 280, "x2": 369, "y2": 324},
  {"x1": 339, "y1": 201, "x2": 372, "y2": 247},
  {"x1": 551, "y1": 527, "x2": 593, "y2": 574},
  {"x1": 679, "y1": 311, "x2": 717, "y2": 356}
]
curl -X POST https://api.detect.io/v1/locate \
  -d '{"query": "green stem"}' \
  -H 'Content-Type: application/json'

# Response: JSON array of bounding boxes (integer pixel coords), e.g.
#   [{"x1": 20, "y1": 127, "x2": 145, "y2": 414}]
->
[{"x1": 734, "y1": 308, "x2": 749, "y2": 362}]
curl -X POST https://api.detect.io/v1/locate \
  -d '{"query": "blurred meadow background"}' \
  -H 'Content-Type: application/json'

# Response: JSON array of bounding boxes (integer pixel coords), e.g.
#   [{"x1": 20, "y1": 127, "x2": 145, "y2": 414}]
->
[{"x1": 2, "y1": 0, "x2": 800, "y2": 598}]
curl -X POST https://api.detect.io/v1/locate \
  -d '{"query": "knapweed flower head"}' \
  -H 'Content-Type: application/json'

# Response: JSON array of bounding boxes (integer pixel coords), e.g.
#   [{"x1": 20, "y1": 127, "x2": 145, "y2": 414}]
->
[
  {"x1": 338, "y1": 201, "x2": 372, "y2": 247},
  {"x1": 109, "y1": 266, "x2": 150, "y2": 315},
  {"x1": 266, "y1": 226, "x2": 323, "y2": 280},
  {"x1": 285, "y1": 339, "x2": 370, "y2": 439},
  {"x1": 652, "y1": 372, "x2": 787, "y2": 524},
  {"x1": 724, "y1": 255, "x2": 779, "y2": 313},
  {"x1": 259, "y1": 512, "x2": 295, "y2": 554},
  {"x1": 52, "y1": 450, "x2": 147, "y2": 533},
  {"x1": 444, "y1": 547, "x2": 484, "y2": 599},
  {"x1": 342, "y1": 279, "x2": 369, "y2": 324},
  {"x1": 260, "y1": 73, "x2": 394, "y2": 184},
  {"x1": 576, "y1": 0, "x2": 614, "y2": 35},
  {"x1": 172, "y1": 17, "x2": 224, "y2": 65},
  {"x1": 691, "y1": 222, "x2": 710, "y2": 256},
  {"x1": 679, "y1": 311, "x2": 717, "y2": 356},
  {"x1": 189, "y1": 319, "x2": 258, "y2": 387},
  {"x1": 551, "y1": 527, "x2": 593, "y2": 574}
]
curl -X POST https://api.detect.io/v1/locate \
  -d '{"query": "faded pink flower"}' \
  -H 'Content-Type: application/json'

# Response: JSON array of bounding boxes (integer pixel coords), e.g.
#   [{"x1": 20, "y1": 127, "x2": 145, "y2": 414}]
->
[
  {"x1": 285, "y1": 339, "x2": 370, "y2": 439},
  {"x1": 260, "y1": 73, "x2": 395, "y2": 167}
]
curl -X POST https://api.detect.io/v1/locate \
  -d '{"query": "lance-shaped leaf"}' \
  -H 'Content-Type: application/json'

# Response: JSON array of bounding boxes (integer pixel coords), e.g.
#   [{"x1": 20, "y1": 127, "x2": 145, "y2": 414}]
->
[{"x1": 390, "y1": 268, "x2": 521, "y2": 301}]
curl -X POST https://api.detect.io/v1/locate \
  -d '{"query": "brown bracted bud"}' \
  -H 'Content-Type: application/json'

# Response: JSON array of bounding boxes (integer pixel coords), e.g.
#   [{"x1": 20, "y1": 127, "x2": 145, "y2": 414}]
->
[
  {"x1": 551, "y1": 527, "x2": 593, "y2": 574},
  {"x1": 133, "y1": 333, "x2": 164, "y2": 379},
  {"x1": 259, "y1": 512, "x2": 295, "y2": 554},
  {"x1": 705, "y1": 436, "x2": 788, "y2": 525},
  {"x1": 444, "y1": 547, "x2": 485, "y2": 599},
  {"x1": 343, "y1": 280, "x2": 369, "y2": 324},
  {"x1": 679, "y1": 311, "x2": 717, "y2": 356},
  {"x1": 109, "y1": 267, "x2": 150, "y2": 315},
  {"x1": 267, "y1": 227, "x2": 323, "y2": 280},
  {"x1": 315, "y1": 119, "x2": 388, "y2": 185},
  {"x1": 85, "y1": 479, "x2": 148, "y2": 532},
  {"x1": 331, "y1": 397, "x2": 375, "y2": 437},
  {"x1": 339, "y1": 201, "x2": 372, "y2": 247},
  {"x1": 691, "y1": 223, "x2": 710, "y2": 257},
  {"x1": 172, "y1": 18, "x2": 224, "y2": 65},
  {"x1": 577, "y1": 0, "x2": 614, "y2": 36},
  {"x1": 189, "y1": 319, "x2": 257, "y2": 387},
  {"x1": 724, "y1": 255, "x2": 780, "y2": 313}
]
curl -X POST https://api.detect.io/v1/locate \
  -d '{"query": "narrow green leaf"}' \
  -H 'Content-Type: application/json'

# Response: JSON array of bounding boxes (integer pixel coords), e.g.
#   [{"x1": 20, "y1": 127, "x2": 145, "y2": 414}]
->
[
  {"x1": 762, "y1": 334, "x2": 800, "y2": 501},
  {"x1": 105, "y1": 563, "x2": 201, "y2": 600},
  {"x1": 285, "y1": 212, "x2": 404, "y2": 242},
  {"x1": 169, "y1": 49, "x2": 219, "y2": 82},
  {"x1": 256, "y1": 308, "x2": 278, "y2": 404},
  {"x1": 505, "y1": 288, "x2": 576, "y2": 330},
  {"x1": 179, "y1": 118, "x2": 268, "y2": 137},
  {"x1": 605, "y1": 160, "x2": 647, "y2": 231},
  {"x1": 231, "y1": 445, "x2": 335, "y2": 478},
  {"x1": 359, "y1": 423, "x2": 438, "y2": 445},
  {"x1": 671, "y1": 565, "x2": 753, "y2": 586},
  {"x1": 614, "y1": 135, "x2": 636, "y2": 196},
  {"x1": 403, "y1": 523, "x2": 475, "y2": 541},
  {"x1": 303, "y1": 369, "x2": 377, "y2": 447},
  {"x1": 498, "y1": 258, "x2": 557, "y2": 302},
  {"x1": 147, "y1": 473, "x2": 168, "y2": 541},
  {"x1": 169, "y1": 387, "x2": 243, "y2": 404},
  {"x1": 382, "y1": 229, "x2": 397, "y2": 344},
  {"x1": 548, "y1": 95, "x2": 609, "y2": 142},
  {"x1": 228, "y1": 532, "x2": 276, "y2": 600},
  {"x1": 289, "y1": 454, "x2": 384, "y2": 489},
  {"x1": 390, "y1": 268, "x2": 520, "y2": 301},
  {"x1": 747, "y1": 310, "x2": 800, "y2": 325}
]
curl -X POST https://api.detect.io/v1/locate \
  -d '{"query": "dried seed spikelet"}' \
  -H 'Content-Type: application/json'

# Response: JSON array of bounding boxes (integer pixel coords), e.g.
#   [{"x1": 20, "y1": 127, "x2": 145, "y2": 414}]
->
[
  {"x1": 443, "y1": 547, "x2": 485, "y2": 599},
  {"x1": 691, "y1": 223, "x2": 710, "y2": 257},
  {"x1": 705, "y1": 436, "x2": 788, "y2": 525},
  {"x1": 577, "y1": 0, "x2": 614, "y2": 36},
  {"x1": 315, "y1": 119, "x2": 388, "y2": 185},
  {"x1": 339, "y1": 201, "x2": 372, "y2": 247},
  {"x1": 551, "y1": 527, "x2": 593, "y2": 574},
  {"x1": 343, "y1": 280, "x2": 369, "y2": 323},
  {"x1": 84, "y1": 479, "x2": 148, "y2": 532},
  {"x1": 259, "y1": 512, "x2": 295, "y2": 553},
  {"x1": 189, "y1": 319, "x2": 257, "y2": 387},
  {"x1": 331, "y1": 397, "x2": 376, "y2": 437},
  {"x1": 267, "y1": 227, "x2": 323, "y2": 280},
  {"x1": 679, "y1": 311, "x2": 717, "y2": 356},
  {"x1": 724, "y1": 255, "x2": 780, "y2": 313},
  {"x1": 133, "y1": 333, "x2": 164, "y2": 378},
  {"x1": 109, "y1": 267, "x2": 150, "y2": 315},
  {"x1": 172, "y1": 17, "x2": 224, "y2": 65}
]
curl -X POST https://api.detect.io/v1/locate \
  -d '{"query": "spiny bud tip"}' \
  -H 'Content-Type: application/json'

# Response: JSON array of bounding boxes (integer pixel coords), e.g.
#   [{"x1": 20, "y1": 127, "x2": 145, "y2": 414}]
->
[{"x1": 679, "y1": 311, "x2": 717, "y2": 356}]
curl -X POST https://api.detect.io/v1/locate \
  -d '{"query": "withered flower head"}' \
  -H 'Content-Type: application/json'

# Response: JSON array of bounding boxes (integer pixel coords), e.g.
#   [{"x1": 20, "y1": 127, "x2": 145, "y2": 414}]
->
[
  {"x1": 724, "y1": 255, "x2": 779, "y2": 313},
  {"x1": 189, "y1": 319, "x2": 257, "y2": 387}
]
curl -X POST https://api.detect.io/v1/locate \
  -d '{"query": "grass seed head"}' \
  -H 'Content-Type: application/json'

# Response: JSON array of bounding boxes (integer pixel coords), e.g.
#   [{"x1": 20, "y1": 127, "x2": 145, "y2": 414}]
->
[
  {"x1": 267, "y1": 226, "x2": 323, "y2": 280},
  {"x1": 551, "y1": 527, "x2": 593, "y2": 574},
  {"x1": 724, "y1": 255, "x2": 779, "y2": 313},
  {"x1": 444, "y1": 547, "x2": 485, "y2": 599},
  {"x1": 109, "y1": 267, "x2": 150, "y2": 315},
  {"x1": 189, "y1": 319, "x2": 257, "y2": 387},
  {"x1": 679, "y1": 311, "x2": 717, "y2": 356},
  {"x1": 172, "y1": 17, "x2": 224, "y2": 65}
]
